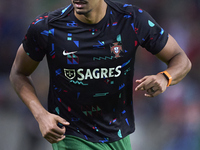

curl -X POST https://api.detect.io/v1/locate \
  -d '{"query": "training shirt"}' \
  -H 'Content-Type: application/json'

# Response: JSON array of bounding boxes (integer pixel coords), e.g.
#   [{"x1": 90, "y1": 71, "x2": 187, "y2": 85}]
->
[{"x1": 22, "y1": 0, "x2": 168, "y2": 143}]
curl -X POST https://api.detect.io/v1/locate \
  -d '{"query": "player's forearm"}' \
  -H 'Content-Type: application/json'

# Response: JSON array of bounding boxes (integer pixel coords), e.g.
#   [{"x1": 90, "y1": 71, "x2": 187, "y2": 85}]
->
[
  {"x1": 9, "y1": 72, "x2": 48, "y2": 120},
  {"x1": 166, "y1": 51, "x2": 191, "y2": 86}
]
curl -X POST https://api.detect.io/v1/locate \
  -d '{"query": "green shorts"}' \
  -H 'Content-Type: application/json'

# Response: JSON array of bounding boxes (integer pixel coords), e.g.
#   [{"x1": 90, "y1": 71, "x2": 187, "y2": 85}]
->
[{"x1": 52, "y1": 135, "x2": 132, "y2": 150}]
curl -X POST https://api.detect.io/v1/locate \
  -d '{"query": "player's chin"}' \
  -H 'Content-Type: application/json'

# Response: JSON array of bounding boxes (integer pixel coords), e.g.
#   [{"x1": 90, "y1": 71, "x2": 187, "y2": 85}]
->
[
  {"x1": 76, "y1": 10, "x2": 85, "y2": 15},
  {"x1": 75, "y1": 9, "x2": 92, "y2": 15}
]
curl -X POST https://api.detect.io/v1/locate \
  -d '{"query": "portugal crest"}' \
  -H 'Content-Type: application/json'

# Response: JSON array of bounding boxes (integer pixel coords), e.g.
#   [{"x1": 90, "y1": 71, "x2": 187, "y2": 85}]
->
[{"x1": 110, "y1": 42, "x2": 123, "y2": 58}]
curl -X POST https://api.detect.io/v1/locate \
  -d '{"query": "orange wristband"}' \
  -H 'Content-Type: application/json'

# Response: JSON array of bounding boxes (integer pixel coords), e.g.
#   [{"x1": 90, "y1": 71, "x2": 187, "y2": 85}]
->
[{"x1": 158, "y1": 71, "x2": 172, "y2": 87}]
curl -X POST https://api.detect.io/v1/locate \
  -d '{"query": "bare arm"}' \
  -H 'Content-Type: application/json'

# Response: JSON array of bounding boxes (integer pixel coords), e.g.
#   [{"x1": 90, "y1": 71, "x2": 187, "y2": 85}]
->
[
  {"x1": 156, "y1": 34, "x2": 191, "y2": 85},
  {"x1": 135, "y1": 34, "x2": 192, "y2": 97},
  {"x1": 10, "y1": 44, "x2": 42, "y2": 118},
  {"x1": 10, "y1": 44, "x2": 70, "y2": 143}
]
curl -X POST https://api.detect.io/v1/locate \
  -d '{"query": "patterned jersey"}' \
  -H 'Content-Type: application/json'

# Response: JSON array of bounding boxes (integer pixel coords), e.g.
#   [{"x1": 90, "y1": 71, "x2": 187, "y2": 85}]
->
[{"x1": 22, "y1": 0, "x2": 168, "y2": 143}]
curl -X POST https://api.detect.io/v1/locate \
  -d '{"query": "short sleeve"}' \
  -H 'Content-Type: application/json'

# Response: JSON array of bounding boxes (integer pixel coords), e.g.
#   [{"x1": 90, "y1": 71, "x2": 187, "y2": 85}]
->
[
  {"x1": 22, "y1": 12, "x2": 49, "y2": 61},
  {"x1": 133, "y1": 7, "x2": 168, "y2": 54}
]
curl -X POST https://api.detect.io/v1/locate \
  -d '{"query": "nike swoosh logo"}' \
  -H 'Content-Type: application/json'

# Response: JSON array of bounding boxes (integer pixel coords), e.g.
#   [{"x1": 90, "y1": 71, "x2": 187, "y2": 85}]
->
[{"x1": 63, "y1": 50, "x2": 77, "y2": 56}]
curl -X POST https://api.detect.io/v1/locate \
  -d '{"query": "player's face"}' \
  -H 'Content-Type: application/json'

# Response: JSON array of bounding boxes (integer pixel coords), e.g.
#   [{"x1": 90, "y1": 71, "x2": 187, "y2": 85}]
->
[{"x1": 72, "y1": 0, "x2": 101, "y2": 15}]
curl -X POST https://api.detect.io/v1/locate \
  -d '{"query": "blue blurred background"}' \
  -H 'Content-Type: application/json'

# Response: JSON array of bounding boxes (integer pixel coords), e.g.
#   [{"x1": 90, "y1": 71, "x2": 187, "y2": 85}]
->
[{"x1": 0, "y1": 0, "x2": 199, "y2": 150}]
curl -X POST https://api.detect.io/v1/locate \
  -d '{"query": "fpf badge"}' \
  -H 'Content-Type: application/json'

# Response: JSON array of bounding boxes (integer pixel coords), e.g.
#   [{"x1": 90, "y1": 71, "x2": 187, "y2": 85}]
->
[
  {"x1": 64, "y1": 69, "x2": 76, "y2": 80},
  {"x1": 110, "y1": 42, "x2": 123, "y2": 58}
]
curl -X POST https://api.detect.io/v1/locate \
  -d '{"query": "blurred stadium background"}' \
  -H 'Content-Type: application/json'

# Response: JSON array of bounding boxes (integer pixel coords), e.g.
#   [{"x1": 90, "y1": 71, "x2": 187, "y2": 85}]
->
[{"x1": 0, "y1": 0, "x2": 199, "y2": 150}]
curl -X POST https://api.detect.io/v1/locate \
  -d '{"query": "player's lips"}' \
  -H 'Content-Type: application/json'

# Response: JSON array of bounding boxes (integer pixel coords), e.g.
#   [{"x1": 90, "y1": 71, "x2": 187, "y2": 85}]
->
[{"x1": 73, "y1": 0, "x2": 88, "y2": 8}]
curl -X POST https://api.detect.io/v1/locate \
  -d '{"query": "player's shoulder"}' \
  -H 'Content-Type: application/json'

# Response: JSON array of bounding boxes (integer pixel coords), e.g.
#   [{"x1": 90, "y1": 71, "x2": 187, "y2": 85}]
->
[
  {"x1": 32, "y1": 4, "x2": 72, "y2": 26},
  {"x1": 27, "y1": 12, "x2": 49, "y2": 34},
  {"x1": 30, "y1": 12, "x2": 49, "y2": 26},
  {"x1": 48, "y1": 4, "x2": 73, "y2": 22},
  {"x1": 105, "y1": 0, "x2": 141, "y2": 16}
]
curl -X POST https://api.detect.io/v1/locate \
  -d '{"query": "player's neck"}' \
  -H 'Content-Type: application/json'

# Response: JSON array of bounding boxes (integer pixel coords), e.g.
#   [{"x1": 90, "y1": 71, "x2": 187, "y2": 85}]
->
[{"x1": 74, "y1": 1, "x2": 107, "y2": 24}]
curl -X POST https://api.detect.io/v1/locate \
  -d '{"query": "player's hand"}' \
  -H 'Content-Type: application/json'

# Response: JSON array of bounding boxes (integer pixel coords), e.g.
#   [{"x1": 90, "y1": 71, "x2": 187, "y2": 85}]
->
[
  {"x1": 135, "y1": 73, "x2": 168, "y2": 97},
  {"x1": 36, "y1": 111, "x2": 70, "y2": 143}
]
